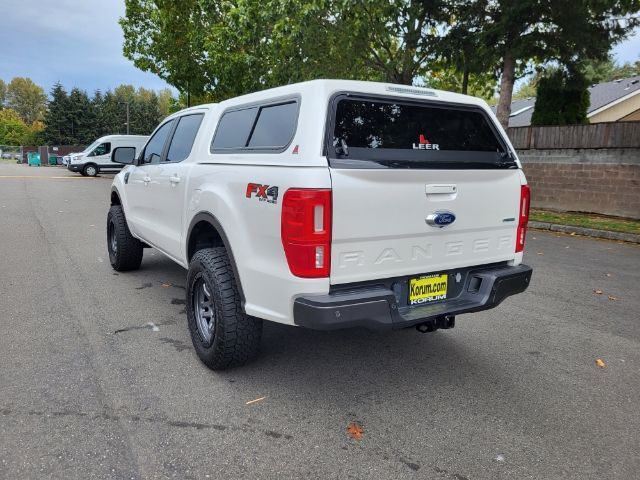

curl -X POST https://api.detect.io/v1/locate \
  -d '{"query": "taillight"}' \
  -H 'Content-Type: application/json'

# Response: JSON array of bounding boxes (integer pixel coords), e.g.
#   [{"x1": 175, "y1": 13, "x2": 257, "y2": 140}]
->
[
  {"x1": 281, "y1": 188, "x2": 332, "y2": 278},
  {"x1": 516, "y1": 184, "x2": 531, "y2": 253}
]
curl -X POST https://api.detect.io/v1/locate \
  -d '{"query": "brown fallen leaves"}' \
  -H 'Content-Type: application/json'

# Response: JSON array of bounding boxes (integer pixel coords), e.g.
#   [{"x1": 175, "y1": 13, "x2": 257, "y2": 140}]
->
[
  {"x1": 347, "y1": 422, "x2": 364, "y2": 440},
  {"x1": 593, "y1": 289, "x2": 621, "y2": 301},
  {"x1": 595, "y1": 359, "x2": 606, "y2": 368}
]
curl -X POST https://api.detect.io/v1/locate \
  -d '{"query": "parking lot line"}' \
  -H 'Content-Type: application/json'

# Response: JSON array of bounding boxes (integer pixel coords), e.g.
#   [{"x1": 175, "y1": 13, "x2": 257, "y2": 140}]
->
[{"x1": 0, "y1": 175, "x2": 96, "y2": 179}]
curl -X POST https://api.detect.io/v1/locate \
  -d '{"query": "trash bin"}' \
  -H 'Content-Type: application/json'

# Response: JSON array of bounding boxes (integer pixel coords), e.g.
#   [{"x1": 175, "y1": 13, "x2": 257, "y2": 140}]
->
[
  {"x1": 27, "y1": 152, "x2": 41, "y2": 166},
  {"x1": 48, "y1": 154, "x2": 58, "y2": 166}
]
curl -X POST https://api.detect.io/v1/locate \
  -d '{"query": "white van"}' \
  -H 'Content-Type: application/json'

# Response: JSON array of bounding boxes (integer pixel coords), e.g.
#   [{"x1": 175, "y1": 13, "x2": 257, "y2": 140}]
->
[{"x1": 68, "y1": 135, "x2": 149, "y2": 176}]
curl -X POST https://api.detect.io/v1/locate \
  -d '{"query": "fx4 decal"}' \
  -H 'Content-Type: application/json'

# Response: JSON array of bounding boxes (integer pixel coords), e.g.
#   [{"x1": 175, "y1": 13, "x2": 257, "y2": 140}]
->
[{"x1": 246, "y1": 183, "x2": 279, "y2": 204}]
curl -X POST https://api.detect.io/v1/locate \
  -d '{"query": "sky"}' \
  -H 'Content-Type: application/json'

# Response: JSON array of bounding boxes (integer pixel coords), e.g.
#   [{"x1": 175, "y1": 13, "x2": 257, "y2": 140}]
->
[
  {"x1": 0, "y1": 0, "x2": 639, "y2": 97},
  {"x1": 0, "y1": 0, "x2": 175, "y2": 95}
]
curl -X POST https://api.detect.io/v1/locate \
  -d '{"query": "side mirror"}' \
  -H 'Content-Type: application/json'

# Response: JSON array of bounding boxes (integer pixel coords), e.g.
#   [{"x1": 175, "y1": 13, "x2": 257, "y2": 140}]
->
[{"x1": 112, "y1": 147, "x2": 136, "y2": 165}]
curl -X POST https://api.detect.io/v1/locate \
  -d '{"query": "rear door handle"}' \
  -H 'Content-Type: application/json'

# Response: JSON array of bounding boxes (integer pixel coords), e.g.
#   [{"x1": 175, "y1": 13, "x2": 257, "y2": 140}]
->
[{"x1": 170, "y1": 175, "x2": 180, "y2": 185}]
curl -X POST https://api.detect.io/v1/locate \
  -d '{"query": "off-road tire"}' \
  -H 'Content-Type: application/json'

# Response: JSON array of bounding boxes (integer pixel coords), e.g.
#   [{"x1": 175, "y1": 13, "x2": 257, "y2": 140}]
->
[
  {"x1": 83, "y1": 163, "x2": 98, "y2": 177},
  {"x1": 107, "y1": 205, "x2": 143, "y2": 271},
  {"x1": 186, "y1": 247, "x2": 263, "y2": 370}
]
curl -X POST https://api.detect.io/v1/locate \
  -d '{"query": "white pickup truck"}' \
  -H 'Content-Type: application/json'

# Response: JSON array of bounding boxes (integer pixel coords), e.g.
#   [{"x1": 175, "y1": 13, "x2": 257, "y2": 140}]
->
[{"x1": 107, "y1": 80, "x2": 532, "y2": 370}]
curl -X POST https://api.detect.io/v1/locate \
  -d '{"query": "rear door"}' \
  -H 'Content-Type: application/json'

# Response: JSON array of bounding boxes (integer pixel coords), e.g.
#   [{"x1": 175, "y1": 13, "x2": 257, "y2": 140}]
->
[
  {"x1": 327, "y1": 94, "x2": 522, "y2": 285},
  {"x1": 147, "y1": 112, "x2": 204, "y2": 259}
]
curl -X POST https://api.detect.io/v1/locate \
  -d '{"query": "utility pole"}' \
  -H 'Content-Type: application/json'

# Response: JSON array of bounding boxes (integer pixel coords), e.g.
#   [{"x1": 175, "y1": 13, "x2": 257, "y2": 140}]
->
[{"x1": 120, "y1": 101, "x2": 131, "y2": 134}]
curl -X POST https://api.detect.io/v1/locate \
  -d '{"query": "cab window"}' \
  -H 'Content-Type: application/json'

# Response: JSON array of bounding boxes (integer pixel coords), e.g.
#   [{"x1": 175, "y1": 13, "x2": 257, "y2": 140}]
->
[{"x1": 142, "y1": 120, "x2": 174, "y2": 164}]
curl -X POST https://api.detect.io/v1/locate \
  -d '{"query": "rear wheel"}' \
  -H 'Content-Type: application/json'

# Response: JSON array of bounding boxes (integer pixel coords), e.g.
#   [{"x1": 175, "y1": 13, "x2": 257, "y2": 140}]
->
[
  {"x1": 107, "y1": 205, "x2": 143, "y2": 271},
  {"x1": 83, "y1": 164, "x2": 98, "y2": 177},
  {"x1": 186, "y1": 248, "x2": 262, "y2": 370}
]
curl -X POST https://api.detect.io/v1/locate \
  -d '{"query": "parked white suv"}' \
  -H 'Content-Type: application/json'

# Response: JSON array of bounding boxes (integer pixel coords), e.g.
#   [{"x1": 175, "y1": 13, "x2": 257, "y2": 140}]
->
[{"x1": 107, "y1": 80, "x2": 532, "y2": 370}]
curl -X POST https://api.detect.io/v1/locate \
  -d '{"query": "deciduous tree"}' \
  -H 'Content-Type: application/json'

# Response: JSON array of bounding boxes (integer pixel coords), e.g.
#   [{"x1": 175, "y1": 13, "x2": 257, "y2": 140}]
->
[{"x1": 6, "y1": 77, "x2": 47, "y2": 124}]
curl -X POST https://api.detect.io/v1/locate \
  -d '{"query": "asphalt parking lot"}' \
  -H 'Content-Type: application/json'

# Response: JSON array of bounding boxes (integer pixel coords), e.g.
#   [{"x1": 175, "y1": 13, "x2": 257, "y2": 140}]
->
[{"x1": 1, "y1": 162, "x2": 639, "y2": 480}]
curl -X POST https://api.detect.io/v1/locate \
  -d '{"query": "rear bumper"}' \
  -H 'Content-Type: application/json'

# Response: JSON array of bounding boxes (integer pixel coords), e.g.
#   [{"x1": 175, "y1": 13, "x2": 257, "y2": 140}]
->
[{"x1": 293, "y1": 264, "x2": 532, "y2": 330}]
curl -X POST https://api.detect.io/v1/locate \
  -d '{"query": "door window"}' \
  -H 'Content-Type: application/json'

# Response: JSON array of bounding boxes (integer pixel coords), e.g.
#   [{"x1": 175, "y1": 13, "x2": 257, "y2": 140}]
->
[
  {"x1": 166, "y1": 114, "x2": 204, "y2": 163},
  {"x1": 142, "y1": 120, "x2": 174, "y2": 164},
  {"x1": 89, "y1": 142, "x2": 111, "y2": 157}
]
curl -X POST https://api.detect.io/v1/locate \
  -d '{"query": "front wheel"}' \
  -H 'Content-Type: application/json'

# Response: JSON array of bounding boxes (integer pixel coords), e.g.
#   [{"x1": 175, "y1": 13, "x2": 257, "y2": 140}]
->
[
  {"x1": 83, "y1": 164, "x2": 98, "y2": 177},
  {"x1": 186, "y1": 248, "x2": 263, "y2": 370},
  {"x1": 107, "y1": 205, "x2": 143, "y2": 271}
]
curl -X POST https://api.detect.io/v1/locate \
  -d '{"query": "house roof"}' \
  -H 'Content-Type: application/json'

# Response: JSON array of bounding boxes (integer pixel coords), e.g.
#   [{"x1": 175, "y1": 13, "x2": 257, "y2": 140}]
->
[{"x1": 496, "y1": 75, "x2": 640, "y2": 127}]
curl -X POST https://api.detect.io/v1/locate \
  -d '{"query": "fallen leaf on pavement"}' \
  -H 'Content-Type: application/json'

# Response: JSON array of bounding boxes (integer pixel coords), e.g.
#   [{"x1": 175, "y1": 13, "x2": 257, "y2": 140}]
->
[
  {"x1": 595, "y1": 359, "x2": 606, "y2": 368},
  {"x1": 570, "y1": 232, "x2": 576, "y2": 236},
  {"x1": 161, "y1": 283, "x2": 172, "y2": 288},
  {"x1": 593, "y1": 289, "x2": 603, "y2": 295},
  {"x1": 608, "y1": 295, "x2": 620, "y2": 301},
  {"x1": 245, "y1": 396, "x2": 266, "y2": 405},
  {"x1": 347, "y1": 422, "x2": 364, "y2": 440},
  {"x1": 537, "y1": 252, "x2": 544, "y2": 255}
]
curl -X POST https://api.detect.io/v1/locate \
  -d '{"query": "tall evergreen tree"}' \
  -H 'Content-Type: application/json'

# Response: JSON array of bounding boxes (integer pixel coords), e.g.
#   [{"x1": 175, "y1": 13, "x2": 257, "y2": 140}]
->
[
  {"x1": 67, "y1": 88, "x2": 93, "y2": 144},
  {"x1": 43, "y1": 82, "x2": 69, "y2": 145},
  {"x1": 531, "y1": 68, "x2": 590, "y2": 125}
]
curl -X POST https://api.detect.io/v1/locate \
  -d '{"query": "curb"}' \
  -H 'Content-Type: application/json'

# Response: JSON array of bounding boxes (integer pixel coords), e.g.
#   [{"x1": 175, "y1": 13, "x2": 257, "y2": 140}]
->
[{"x1": 529, "y1": 221, "x2": 640, "y2": 244}]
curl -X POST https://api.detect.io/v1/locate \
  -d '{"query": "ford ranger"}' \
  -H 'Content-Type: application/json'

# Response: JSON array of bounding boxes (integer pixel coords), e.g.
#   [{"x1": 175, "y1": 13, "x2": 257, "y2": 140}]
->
[{"x1": 107, "y1": 80, "x2": 532, "y2": 370}]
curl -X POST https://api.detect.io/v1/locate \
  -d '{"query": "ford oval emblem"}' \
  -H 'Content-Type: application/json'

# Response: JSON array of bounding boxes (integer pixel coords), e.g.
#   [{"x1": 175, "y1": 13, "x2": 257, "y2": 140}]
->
[{"x1": 426, "y1": 211, "x2": 456, "y2": 228}]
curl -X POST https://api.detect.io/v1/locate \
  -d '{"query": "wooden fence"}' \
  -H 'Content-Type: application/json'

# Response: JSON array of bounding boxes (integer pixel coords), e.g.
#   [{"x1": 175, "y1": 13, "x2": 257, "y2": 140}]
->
[{"x1": 507, "y1": 121, "x2": 640, "y2": 150}]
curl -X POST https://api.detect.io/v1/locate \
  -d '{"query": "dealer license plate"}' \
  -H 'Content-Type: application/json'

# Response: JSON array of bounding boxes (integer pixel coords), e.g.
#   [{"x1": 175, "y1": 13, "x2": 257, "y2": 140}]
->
[{"x1": 409, "y1": 274, "x2": 448, "y2": 305}]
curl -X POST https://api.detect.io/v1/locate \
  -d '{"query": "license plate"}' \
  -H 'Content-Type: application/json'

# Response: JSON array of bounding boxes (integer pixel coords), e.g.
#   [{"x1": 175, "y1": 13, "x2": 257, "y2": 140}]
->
[{"x1": 409, "y1": 274, "x2": 448, "y2": 305}]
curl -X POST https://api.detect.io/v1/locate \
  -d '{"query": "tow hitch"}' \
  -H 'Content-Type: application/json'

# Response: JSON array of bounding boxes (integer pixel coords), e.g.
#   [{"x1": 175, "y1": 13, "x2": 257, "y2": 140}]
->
[{"x1": 416, "y1": 316, "x2": 455, "y2": 333}]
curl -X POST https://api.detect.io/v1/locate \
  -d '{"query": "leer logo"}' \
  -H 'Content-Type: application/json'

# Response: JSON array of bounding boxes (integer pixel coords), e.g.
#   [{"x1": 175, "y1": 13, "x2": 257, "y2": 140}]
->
[{"x1": 412, "y1": 134, "x2": 440, "y2": 150}]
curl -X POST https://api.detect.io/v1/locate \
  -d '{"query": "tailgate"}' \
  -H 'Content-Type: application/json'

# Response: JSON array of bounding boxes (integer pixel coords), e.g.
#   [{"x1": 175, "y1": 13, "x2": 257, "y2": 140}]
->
[{"x1": 330, "y1": 168, "x2": 521, "y2": 284}]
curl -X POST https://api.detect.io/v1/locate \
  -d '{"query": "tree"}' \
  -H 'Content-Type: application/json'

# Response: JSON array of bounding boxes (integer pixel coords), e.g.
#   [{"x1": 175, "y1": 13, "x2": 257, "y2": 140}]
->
[
  {"x1": 489, "y1": 0, "x2": 640, "y2": 128},
  {"x1": 581, "y1": 56, "x2": 640, "y2": 84},
  {"x1": 423, "y1": 65, "x2": 498, "y2": 101},
  {"x1": 6, "y1": 77, "x2": 47, "y2": 124},
  {"x1": 512, "y1": 78, "x2": 538, "y2": 100},
  {"x1": 157, "y1": 88, "x2": 175, "y2": 117},
  {"x1": 43, "y1": 82, "x2": 70, "y2": 145},
  {"x1": 0, "y1": 79, "x2": 6, "y2": 108},
  {"x1": 67, "y1": 87, "x2": 94, "y2": 144},
  {"x1": 531, "y1": 68, "x2": 590, "y2": 125},
  {"x1": 0, "y1": 108, "x2": 43, "y2": 146},
  {"x1": 120, "y1": 0, "x2": 639, "y2": 121},
  {"x1": 121, "y1": 0, "x2": 211, "y2": 103}
]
